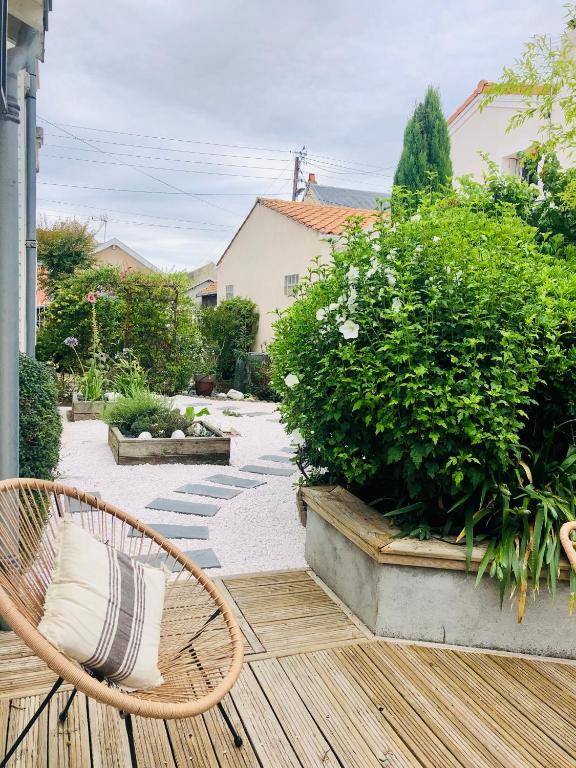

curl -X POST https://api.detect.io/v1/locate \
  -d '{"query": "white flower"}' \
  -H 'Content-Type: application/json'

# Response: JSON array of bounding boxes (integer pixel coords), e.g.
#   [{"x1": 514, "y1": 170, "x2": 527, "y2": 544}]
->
[
  {"x1": 454, "y1": 270, "x2": 463, "y2": 283},
  {"x1": 339, "y1": 319, "x2": 360, "y2": 339},
  {"x1": 385, "y1": 267, "x2": 396, "y2": 286},
  {"x1": 391, "y1": 297, "x2": 402, "y2": 313},
  {"x1": 414, "y1": 245, "x2": 423, "y2": 253},
  {"x1": 347, "y1": 265, "x2": 360, "y2": 282},
  {"x1": 316, "y1": 308, "x2": 326, "y2": 321},
  {"x1": 366, "y1": 257, "x2": 380, "y2": 277},
  {"x1": 347, "y1": 287, "x2": 357, "y2": 307},
  {"x1": 432, "y1": 236, "x2": 441, "y2": 243},
  {"x1": 410, "y1": 213, "x2": 422, "y2": 222},
  {"x1": 284, "y1": 373, "x2": 299, "y2": 388},
  {"x1": 389, "y1": 224, "x2": 397, "y2": 232},
  {"x1": 328, "y1": 302, "x2": 339, "y2": 311}
]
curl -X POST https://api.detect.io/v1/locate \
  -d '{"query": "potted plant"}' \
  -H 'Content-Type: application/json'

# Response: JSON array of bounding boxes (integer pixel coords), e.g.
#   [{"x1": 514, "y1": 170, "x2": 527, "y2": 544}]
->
[{"x1": 193, "y1": 346, "x2": 218, "y2": 397}]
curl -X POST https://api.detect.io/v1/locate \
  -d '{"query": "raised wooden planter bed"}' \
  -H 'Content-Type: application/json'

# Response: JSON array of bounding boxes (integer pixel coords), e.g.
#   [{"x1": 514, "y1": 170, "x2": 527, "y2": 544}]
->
[
  {"x1": 302, "y1": 485, "x2": 576, "y2": 659},
  {"x1": 107, "y1": 421, "x2": 230, "y2": 465},
  {"x1": 71, "y1": 392, "x2": 105, "y2": 421}
]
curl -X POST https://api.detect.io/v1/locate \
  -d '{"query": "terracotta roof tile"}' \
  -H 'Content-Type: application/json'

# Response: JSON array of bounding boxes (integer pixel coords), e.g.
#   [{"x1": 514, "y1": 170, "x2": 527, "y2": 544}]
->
[
  {"x1": 199, "y1": 281, "x2": 217, "y2": 296},
  {"x1": 448, "y1": 80, "x2": 546, "y2": 126},
  {"x1": 258, "y1": 198, "x2": 379, "y2": 235}
]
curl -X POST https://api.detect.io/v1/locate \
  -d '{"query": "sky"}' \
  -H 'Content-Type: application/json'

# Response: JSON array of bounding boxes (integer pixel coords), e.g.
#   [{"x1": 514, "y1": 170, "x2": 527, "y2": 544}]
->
[{"x1": 37, "y1": 0, "x2": 565, "y2": 272}]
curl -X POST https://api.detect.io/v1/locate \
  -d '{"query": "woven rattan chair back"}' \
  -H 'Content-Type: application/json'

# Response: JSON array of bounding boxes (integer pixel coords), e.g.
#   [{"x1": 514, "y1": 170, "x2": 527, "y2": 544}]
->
[{"x1": 0, "y1": 478, "x2": 243, "y2": 720}]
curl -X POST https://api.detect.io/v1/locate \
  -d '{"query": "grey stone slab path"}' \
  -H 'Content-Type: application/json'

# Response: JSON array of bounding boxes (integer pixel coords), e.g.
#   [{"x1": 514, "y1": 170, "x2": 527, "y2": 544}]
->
[
  {"x1": 137, "y1": 548, "x2": 220, "y2": 570},
  {"x1": 281, "y1": 447, "x2": 297, "y2": 454},
  {"x1": 258, "y1": 454, "x2": 294, "y2": 463},
  {"x1": 240, "y1": 464, "x2": 295, "y2": 477},
  {"x1": 69, "y1": 492, "x2": 101, "y2": 512},
  {"x1": 145, "y1": 497, "x2": 220, "y2": 517},
  {"x1": 175, "y1": 483, "x2": 242, "y2": 500},
  {"x1": 241, "y1": 412, "x2": 269, "y2": 418},
  {"x1": 204, "y1": 474, "x2": 265, "y2": 489},
  {"x1": 129, "y1": 523, "x2": 209, "y2": 540}
]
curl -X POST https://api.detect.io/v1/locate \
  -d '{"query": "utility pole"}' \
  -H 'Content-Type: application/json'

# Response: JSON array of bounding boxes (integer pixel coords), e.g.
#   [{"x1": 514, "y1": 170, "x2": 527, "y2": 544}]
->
[{"x1": 291, "y1": 146, "x2": 306, "y2": 201}]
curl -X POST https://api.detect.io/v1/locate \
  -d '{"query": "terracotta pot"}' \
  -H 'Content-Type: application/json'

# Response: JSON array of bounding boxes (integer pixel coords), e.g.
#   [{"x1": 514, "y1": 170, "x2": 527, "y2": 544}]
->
[{"x1": 194, "y1": 375, "x2": 215, "y2": 397}]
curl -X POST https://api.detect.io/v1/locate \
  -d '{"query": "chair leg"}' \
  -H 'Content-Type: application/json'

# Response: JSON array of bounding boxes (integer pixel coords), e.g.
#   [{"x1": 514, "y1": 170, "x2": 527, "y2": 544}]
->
[
  {"x1": 0, "y1": 676, "x2": 64, "y2": 767},
  {"x1": 217, "y1": 701, "x2": 243, "y2": 747},
  {"x1": 58, "y1": 687, "x2": 77, "y2": 723},
  {"x1": 123, "y1": 713, "x2": 138, "y2": 768}
]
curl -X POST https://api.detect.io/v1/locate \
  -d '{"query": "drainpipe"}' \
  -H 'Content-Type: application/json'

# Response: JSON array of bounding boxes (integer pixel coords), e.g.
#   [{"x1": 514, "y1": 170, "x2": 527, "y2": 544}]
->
[
  {"x1": 25, "y1": 63, "x2": 37, "y2": 357},
  {"x1": 0, "y1": 26, "x2": 39, "y2": 480}
]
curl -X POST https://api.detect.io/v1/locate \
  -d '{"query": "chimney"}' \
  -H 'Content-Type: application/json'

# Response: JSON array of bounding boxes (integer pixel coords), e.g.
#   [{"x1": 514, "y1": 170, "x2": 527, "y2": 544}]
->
[{"x1": 308, "y1": 172, "x2": 317, "y2": 184}]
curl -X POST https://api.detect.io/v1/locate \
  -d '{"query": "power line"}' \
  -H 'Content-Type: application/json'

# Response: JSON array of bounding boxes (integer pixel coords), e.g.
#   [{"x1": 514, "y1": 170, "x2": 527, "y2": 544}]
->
[
  {"x1": 43, "y1": 143, "x2": 292, "y2": 172},
  {"x1": 38, "y1": 181, "x2": 293, "y2": 196},
  {"x1": 38, "y1": 198, "x2": 232, "y2": 228},
  {"x1": 39, "y1": 209, "x2": 233, "y2": 233}
]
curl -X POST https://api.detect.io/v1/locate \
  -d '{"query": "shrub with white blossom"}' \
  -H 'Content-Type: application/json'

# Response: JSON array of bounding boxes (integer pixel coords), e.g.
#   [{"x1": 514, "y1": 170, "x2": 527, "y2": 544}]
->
[{"x1": 270, "y1": 194, "x2": 576, "y2": 614}]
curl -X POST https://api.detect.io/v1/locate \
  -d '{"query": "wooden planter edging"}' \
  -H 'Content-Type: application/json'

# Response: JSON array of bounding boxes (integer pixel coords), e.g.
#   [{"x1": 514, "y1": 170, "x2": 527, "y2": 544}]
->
[
  {"x1": 107, "y1": 422, "x2": 231, "y2": 465},
  {"x1": 302, "y1": 485, "x2": 571, "y2": 580},
  {"x1": 71, "y1": 392, "x2": 105, "y2": 422}
]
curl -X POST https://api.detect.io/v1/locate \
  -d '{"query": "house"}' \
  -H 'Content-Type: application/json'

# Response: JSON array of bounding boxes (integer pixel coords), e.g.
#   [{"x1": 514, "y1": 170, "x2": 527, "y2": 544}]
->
[
  {"x1": 217, "y1": 198, "x2": 378, "y2": 349},
  {"x1": 303, "y1": 173, "x2": 389, "y2": 209},
  {"x1": 187, "y1": 261, "x2": 217, "y2": 306},
  {"x1": 448, "y1": 80, "x2": 572, "y2": 181},
  {"x1": 93, "y1": 238, "x2": 159, "y2": 274},
  {"x1": 0, "y1": 0, "x2": 52, "y2": 479}
]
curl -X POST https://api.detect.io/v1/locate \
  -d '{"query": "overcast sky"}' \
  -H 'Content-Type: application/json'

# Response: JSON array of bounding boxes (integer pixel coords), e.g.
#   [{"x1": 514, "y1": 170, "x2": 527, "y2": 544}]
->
[{"x1": 37, "y1": 1, "x2": 565, "y2": 272}]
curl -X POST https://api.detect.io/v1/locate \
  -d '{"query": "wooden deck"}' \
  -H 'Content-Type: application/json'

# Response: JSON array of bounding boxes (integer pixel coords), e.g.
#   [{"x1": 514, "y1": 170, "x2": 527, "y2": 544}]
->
[{"x1": 2, "y1": 569, "x2": 576, "y2": 767}]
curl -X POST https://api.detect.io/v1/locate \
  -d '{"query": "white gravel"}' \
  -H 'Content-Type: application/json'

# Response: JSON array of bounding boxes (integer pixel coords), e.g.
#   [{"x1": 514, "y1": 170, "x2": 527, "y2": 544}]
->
[{"x1": 57, "y1": 396, "x2": 306, "y2": 576}]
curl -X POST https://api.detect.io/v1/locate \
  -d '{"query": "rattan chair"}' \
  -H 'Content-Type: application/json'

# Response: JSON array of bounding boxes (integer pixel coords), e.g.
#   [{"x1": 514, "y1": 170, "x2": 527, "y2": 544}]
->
[
  {"x1": 0, "y1": 478, "x2": 244, "y2": 767},
  {"x1": 561, "y1": 521, "x2": 576, "y2": 573}
]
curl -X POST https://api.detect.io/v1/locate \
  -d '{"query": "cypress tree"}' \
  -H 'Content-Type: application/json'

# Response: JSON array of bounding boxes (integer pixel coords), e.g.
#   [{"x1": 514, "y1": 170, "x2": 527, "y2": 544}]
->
[{"x1": 394, "y1": 86, "x2": 452, "y2": 191}]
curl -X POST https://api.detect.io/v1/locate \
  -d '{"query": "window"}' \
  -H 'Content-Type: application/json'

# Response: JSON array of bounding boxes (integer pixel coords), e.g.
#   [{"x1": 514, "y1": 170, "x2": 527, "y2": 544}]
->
[
  {"x1": 225, "y1": 285, "x2": 234, "y2": 299},
  {"x1": 284, "y1": 274, "x2": 299, "y2": 296}
]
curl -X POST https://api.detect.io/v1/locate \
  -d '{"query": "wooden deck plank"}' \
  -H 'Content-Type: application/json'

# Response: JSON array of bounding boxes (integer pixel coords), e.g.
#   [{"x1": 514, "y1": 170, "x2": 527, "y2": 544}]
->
[
  {"x1": 202, "y1": 697, "x2": 260, "y2": 768},
  {"x1": 452, "y1": 650, "x2": 576, "y2": 757},
  {"x1": 228, "y1": 666, "x2": 302, "y2": 768},
  {"x1": 165, "y1": 716, "x2": 219, "y2": 768},
  {"x1": 250, "y1": 658, "x2": 341, "y2": 768},
  {"x1": 6, "y1": 695, "x2": 48, "y2": 768},
  {"x1": 223, "y1": 569, "x2": 310, "y2": 587},
  {"x1": 48, "y1": 691, "x2": 91, "y2": 768},
  {"x1": 407, "y1": 644, "x2": 573, "y2": 768},
  {"x1": 212, "y1": 578, "x2": 265, "y2": 654},
  {"x1": 335, "y1": 645, "x2": 468, "y2": 768},
  {"x1": 132, "y1": 715, "x2": 176, "y2": 768},
  {"x1": 88, "y1": 699, "x2": 132, "y2": 768},
  {"x1": 280, "y1": 653, "x2": 401, "y2": 768}
]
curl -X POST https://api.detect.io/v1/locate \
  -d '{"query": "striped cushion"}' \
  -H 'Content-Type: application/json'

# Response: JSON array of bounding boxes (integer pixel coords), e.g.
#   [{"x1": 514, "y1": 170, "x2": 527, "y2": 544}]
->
[{"x1": 38, "y1": 519, "x2": 166, "y2": 690}]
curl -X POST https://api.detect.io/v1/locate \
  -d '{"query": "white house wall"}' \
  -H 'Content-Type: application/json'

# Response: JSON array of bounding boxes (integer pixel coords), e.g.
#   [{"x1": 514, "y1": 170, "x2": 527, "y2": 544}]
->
[
  {"x1": 449, "y1": 96, "x2": 571, "y2": 181},
  {"x1": 217, "y1": 204, "x2": 332, "y2": 350}
]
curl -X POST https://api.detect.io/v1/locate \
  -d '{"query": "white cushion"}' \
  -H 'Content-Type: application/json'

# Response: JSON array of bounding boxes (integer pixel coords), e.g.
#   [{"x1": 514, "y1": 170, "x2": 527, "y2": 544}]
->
[{"x1": 38, "y1": 519, "x2": 166, "y2": 690}]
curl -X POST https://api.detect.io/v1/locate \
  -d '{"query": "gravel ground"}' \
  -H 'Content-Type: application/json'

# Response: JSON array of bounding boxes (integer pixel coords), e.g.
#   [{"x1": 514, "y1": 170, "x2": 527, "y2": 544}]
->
[{"x1": 57, "y1": 396, "x2": 306, "y2": 576}]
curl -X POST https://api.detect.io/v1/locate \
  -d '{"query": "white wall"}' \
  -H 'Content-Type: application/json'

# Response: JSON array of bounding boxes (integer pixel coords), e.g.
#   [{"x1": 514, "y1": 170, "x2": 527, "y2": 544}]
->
[
  {"x1": 216, "y1": 204, "x2": 332, "y2": 350},
  {"x1": 449, "y1": 95, "x2": 571, "y2": 181}
]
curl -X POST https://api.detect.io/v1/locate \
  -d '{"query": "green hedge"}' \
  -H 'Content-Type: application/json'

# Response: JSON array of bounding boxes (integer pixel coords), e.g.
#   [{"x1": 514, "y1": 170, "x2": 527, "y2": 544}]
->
[{"x1": 19, "y1": 354, "x2": 62, "y2": 479}]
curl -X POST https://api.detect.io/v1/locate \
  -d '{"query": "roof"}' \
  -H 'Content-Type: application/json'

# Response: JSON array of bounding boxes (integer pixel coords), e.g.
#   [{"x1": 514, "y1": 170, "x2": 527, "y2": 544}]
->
[
  {"x1": 306, "y1": 183, "x2": 389, "y2": 210},
  {"x1": 448, "y1": 79, "x2": 546, "y2": 126},
  {"x1": 258, "y1": 198, "x2": 379, "y2": 235},
  {"x1": 93, "y1": 238, "x2": 159, "y2": 272},
  {"x1": 199, "y1": 281, "x2": 217, "y2": 296}
]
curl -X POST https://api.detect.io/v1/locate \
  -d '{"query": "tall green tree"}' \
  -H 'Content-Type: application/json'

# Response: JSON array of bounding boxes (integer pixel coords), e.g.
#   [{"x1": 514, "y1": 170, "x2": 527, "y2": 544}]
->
[
  {"x1": 394, "y1": 86, "x2": 452, "y2": 191},
  {"x1": 37, "y1": 219, "x2": 96, "y2": 294}
]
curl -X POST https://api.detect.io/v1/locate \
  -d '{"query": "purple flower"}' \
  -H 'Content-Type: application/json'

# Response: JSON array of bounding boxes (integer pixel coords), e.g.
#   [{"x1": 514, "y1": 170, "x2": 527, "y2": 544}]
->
[{"x1": 64, "y1": 337, "x2": 79, "y2": 348}]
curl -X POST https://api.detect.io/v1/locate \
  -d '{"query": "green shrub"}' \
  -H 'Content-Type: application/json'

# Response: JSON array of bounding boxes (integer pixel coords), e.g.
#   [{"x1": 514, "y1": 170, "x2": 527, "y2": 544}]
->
[
  {"x1": 200, "y1": 298, "x2": 259, "y2": 379},
  {"x1": 19, "y1": 354, "x2": 62, "y2": 479},
  {"x1": 270, "y1": 196, "x2": 576, "y2": 614},
  {"x1": 37, "y1": 266, "x2": 203, "y2": 394},
  {"x1": 103, "y1": 392, "x2": 209, "y2": 438}
]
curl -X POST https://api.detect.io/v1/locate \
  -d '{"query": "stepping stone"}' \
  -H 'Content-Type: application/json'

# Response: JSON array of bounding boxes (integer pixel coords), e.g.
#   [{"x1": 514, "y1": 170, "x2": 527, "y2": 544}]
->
[
  {"x1": 243, "y1": 412, "x2": 268, "y2": 418},
  {"x1": 281, "y1": 447, "x2": 297, "y2": 454},
  {"x1": 175, "y1": 483, "x2": 242, "y2": 500},
  {"x1": 258, "y1": 454, "x2": 294, "y2": 463},
  {"x1": 69, "y1": 492, "x2": 101, "y2": 512},
  {"x1": 215, "y1": 404, "x2": 240, "y2": 410},
  {"x1": 129, "y1": 523, "x2": 209, "y2": 540},
  {"x1": 240, "y1": 464, "x2": 295, "y2": 477},
  {"x1": 137, "y1": 548, "x2": 221, "y2": 570},
  {"x1": 145, "y1": 497, "x2": 219, "y2": 517},
  {"x1": 205, "y1": 474, "x2": 265, "y2": 489}
]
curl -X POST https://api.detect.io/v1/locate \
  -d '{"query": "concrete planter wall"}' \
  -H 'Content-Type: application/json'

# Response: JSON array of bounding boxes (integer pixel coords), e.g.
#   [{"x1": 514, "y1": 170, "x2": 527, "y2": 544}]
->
[
  {"x1": 303, "y1": 485, "x2": 576, "y2": 659},
  {"x1": 71, "y1": 392, "x2": 104, "y2": 421},
  {"x1": 108, "y1": 421, "x2": 230, "y2": 465}
]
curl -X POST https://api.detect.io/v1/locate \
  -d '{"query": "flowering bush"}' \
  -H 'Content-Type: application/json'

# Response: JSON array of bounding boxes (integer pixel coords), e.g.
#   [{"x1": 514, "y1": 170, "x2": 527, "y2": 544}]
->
[{"x1": 270, "y1": 196, "x2": 576, "y2": 614}]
